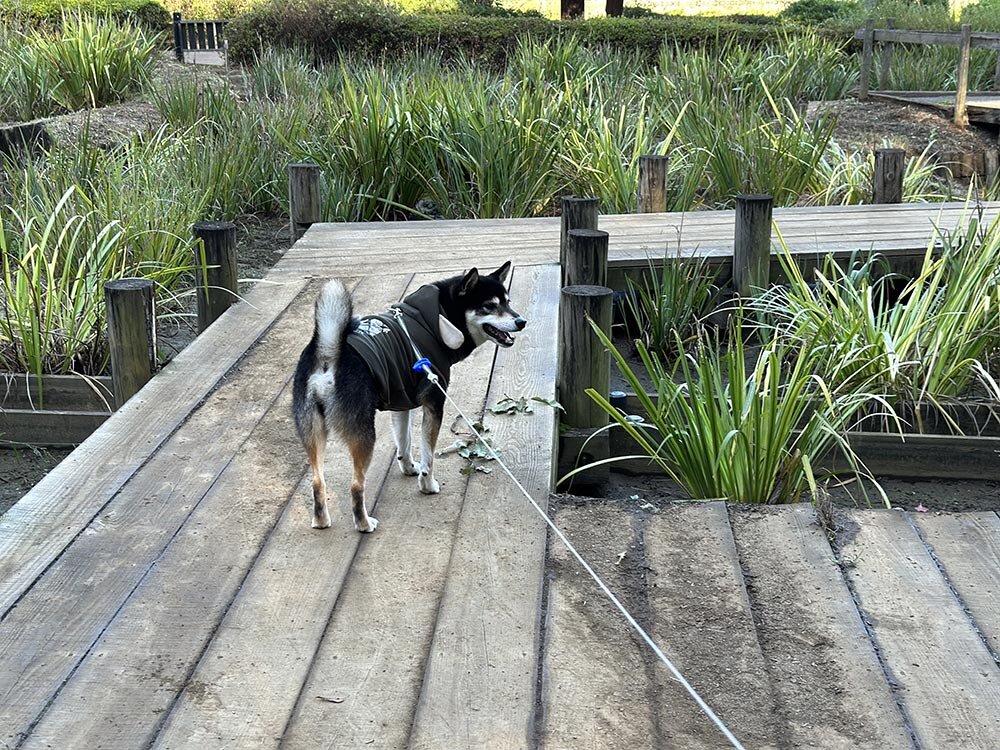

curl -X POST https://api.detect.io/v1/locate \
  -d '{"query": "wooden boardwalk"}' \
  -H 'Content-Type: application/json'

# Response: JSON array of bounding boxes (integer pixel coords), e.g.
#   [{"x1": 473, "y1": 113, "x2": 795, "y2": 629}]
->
[{"x1": 1, "y1": 202, "x2": 1000, "y2": 749}]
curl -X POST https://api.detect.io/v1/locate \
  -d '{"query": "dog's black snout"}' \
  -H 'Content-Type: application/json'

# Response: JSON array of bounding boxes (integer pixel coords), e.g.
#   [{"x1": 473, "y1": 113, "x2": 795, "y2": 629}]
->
[{"x1": 514, "y1": 317, "x2": 527, "y2": 331}]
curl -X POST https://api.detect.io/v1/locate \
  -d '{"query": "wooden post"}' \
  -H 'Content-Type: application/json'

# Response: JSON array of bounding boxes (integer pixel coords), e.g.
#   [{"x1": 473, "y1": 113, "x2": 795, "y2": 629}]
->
[
  {"x1": 637, "y1": 155, "x2": 669, "y2": 213},
  {"x1": 985, "y1": 148, "x2": 999, "y2": 187},
  {"x1": 560, "y1": 196, "x2": 599, "y2": 285},
  {"x1": 105, "y1": 279, "x2": 156, "y2": 409},
  {"x1": 288, "y1": 162, "x2": 321, "y2": 242},
  {"x1": 558, "y1": 284, "x2": 613, "y2": 494},
  {"x1": 564, "y1": 229, "x2": 609, "y2": 288},
  {"x1": 172, "y1": 12, "x2": 184, "y2": 62},
  {"x1": 733, "y1": 194, "x2": 774, "y2": 298},
  {"x1": 873, "y1": 148, "x2": 906, "y2": 204},
  {"x1": 994, "y1": 50, "x2": 1000, "y2": 92},
  {"x1": 193, "y1": 221, "x2": 238, "y2": 333},
  {"x1": 878, "y1": 18, "x2": 895, "y2": 90},
  {"x1": 860, "y1": 20, "x2": 874, "y2": 101},
  {"x1": 955, "y1": 23, "x2": 972, "y2": 128}
]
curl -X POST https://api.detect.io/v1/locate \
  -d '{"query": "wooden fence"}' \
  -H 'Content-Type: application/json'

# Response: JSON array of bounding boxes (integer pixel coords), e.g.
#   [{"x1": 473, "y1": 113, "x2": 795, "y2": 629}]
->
[{"x1": 855, "y1": 21, "x2": 1000, "y2": 126}]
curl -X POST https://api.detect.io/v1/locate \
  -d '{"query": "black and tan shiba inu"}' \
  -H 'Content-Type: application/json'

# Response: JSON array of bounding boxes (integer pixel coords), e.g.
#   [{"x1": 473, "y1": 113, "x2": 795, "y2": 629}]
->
[{"x1": 292, "y1": 263, "x2": 526, "y2": 533}]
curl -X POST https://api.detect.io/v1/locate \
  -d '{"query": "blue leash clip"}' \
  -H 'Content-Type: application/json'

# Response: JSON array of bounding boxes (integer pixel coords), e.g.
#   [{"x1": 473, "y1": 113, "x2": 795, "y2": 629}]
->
[{"x1": 412, "y1": 357, "x2": 432, "y2": 374}]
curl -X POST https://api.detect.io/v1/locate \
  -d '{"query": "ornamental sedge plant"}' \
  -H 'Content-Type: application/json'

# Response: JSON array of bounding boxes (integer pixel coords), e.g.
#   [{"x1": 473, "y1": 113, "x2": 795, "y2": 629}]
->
[
  {"x1": 750, "y1": 223, "x2": 1000, "y2": 433},
  {"x1": 576, "y1": 322, "x2": 886, "y2": 505},
  {"x1": 623, "y1": 255, "x2": 719, "y2": 356}
]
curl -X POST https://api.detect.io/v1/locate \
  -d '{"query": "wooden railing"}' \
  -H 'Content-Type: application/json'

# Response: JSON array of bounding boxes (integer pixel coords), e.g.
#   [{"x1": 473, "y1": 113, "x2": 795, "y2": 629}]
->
[
  {"x1": 172, "y1": 13, "x2": 228, "y2": 62},
  {"x1": 855, "y1": 21, "x2": 1000, "y2": 126}
]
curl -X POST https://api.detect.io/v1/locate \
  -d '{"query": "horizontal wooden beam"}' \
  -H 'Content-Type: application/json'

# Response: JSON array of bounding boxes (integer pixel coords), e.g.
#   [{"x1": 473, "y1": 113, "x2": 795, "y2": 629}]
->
[
  {"x1": 0, "y1": 374, "x2": 114, "y2": 412},
  {"x1": 854, "y1": 27, "x2": 1000, "y2": 50},
  {"x1": 0, "y1": 409, "x2": 110, "y2": 447}
]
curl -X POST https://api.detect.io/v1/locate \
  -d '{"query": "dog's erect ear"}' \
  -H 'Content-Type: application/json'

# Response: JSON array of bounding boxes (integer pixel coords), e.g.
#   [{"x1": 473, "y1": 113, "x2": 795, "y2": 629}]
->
[
  {"x1": 438, "y1": 315, "x2": 465, "y2": 350},
  {"x1": 489, "y1": 261, "x2": 512, "y2": 286},
  {"x1": 459, "y1": 268, "x2": 479, "y2": 296}
]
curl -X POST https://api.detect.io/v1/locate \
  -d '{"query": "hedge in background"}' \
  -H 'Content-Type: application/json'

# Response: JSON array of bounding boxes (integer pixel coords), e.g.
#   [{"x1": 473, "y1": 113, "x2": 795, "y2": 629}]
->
[
  {"x1": 0, "y1": 0, "x2": 169, "y2": 27},
  {"x1": 226, "y1": 0, "x2": 787, "y2": 64}
]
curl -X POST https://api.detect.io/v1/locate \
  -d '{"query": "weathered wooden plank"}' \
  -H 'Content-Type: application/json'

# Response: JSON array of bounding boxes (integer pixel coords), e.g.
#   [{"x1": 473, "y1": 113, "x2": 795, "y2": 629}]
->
[
  {"x1": 291, "y1": 215, "x2": 993, "y2": 251},
  {"x1": 0, "y1": 277, "x2": 307, "y2": 619},
  {"x1": 0, "y1": 373, "x2": 113, "y2": 411},
  {"x1": 730, "y1": 505, "x2": 911, "y2": 749},
  {"x1": 0, "y1": 281, "x2": 323, "y2": 748},
  {"x1": 16, "y1": 277, "x2": 406, "y2": 750},
  {"x1": 853, "y1": 27, "x2": 1000, "y2": 50},
  {"x1": 294, "y1": 202, "x2": 1000, "y2": 238},
  {"x1": 281, "y1": 295, "x2": 498, "y2": 749},
  {"x1": 911, "y1": 511, "x2": 1000, "y2": 657},
  {"x1": 539, "y1": 504, "x2": 659, "y2": 750},
  {"x1": 0, "y1": 408, "x2": 109, "y2": 446},
  {"x1": 643, "y1": 502, "x2": 779, "y2": 750},
  {"x1": 838, "y1": 509, "x2": 1000, "y2": 748},
  {"x1": 407, "y1": 264, "x2": 559, "y2": 749},
  {"x1": 148, "y1": 273, "x2": 413, "y2": 750}
]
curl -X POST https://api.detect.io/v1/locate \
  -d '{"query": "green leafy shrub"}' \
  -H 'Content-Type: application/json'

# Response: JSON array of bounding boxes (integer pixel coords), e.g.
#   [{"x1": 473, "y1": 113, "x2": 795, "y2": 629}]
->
[
  {"x1": 780, "y1": 0, "x2": 853, "y2": 25},
  {"x1": 0, "y1": 0, "x2": 168, "y2": 28},
  {"x1": 0, "y1": 14, "x2": 160, "y2": 119},
  {"x1": 226, "y1": 0, "x2": 789, "y2": 64},
  {"x1": 751, "y1": 225, "x2": 1000, "y2": 431}
]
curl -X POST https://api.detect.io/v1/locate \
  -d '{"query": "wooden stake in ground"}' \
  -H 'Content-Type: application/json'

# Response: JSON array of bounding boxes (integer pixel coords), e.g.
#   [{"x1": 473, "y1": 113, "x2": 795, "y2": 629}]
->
[
  {"x1": 879, "y1": 18, "x2": 895, "y2": 90},
  {"x1": 873, "y1": 148, "x2": 906, "y2": 204},
  {"x1": 564, "y1": 229, "x2": 609, "y2": 288},
  {"x1": 105, "y1": 278, "x2": 156, "y2": 408},
  {"x1": 860, "y1": 19, "x2": 875, "y2": 101},
  {"x1": 637, "y1": 155, "x2": 669, "y2": 213},
  {"x1": 560, "y1": 196, "x2": 599, "y2": 285},
  {"x1": 288, "y1": 162, "x2": 321, "y2": 242},
  {"x1": 956, "y1": 23, "x2": 973, "y2": 128},
  {"x1": 733, "y1": 194, "x2": 773, "y2": 298},
  {"x1": 193, "y1": 220, "x2": 238, "y2": 333}
]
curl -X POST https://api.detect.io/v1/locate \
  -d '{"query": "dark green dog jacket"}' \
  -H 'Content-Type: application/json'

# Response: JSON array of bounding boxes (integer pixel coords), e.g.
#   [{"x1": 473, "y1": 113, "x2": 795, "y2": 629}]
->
[{"x1": 345, "y1": 284, "x2": 458, "y2": 411}]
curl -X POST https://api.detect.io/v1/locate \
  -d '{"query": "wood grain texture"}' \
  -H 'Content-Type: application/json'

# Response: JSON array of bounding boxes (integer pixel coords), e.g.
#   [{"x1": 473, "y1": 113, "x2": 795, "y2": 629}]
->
[
  {"x1": 839, "y1": 509, "x2": 1000, "y2": 749},
  {"x1": 280, "y1": 278, "x2": 499, "y2": 750},
  {"x1": 18, "y1": 277, "x2": 387, "y2": 750},
  {"x1": 148, "y1": 273, "x2": 414, "y2": 750},
  {"x1": 0, "y1": 278, "x2": 307, "y2": 619},
  {"x1": 643, "y1": 502, "x2": 780, "y2": 750},
  {"x1": 407, "y1": 264, "x2": 559, "y2": 750},
  {"x1": 540, "y1": 505, "x2": 659, "y2": 750},
  {"x1": 0, "y1": 283, "x2": 322, "y2": 749},
  {"x1": 911, "y1": 511, "x2": 1000, "y2": 657},
  {"x1": 730, "y1": 505, "x2": 911, "y2": 750}
]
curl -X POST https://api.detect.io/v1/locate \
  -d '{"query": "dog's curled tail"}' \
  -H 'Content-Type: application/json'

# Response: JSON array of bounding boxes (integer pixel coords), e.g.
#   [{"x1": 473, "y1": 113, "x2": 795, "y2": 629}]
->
[{"x1": 314, "y1": 278, "x2": 352, "y2": 366}]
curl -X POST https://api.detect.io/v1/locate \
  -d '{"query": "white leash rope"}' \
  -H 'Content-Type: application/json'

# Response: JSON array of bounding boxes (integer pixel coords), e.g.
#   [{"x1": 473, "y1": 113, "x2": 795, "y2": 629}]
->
[
  {"x1": 389, "y1": 303, "x2": 744, "y2": 747},
  {"x1": 387, "y1": 304, "x2": 746, "y2": 748}
]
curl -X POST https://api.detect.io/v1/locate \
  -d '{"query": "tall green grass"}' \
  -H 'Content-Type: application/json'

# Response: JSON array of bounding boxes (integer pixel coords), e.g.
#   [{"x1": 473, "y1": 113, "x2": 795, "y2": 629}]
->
[
  {"x1": 751, "y1": 222, "x2": 1000, "y2": 431},
  {"x1": 582, "y1": 322, "x2": 884, "y2": 504},
  {"x1": 0, "y1": 14, "x2": 160, "y2": 121}
]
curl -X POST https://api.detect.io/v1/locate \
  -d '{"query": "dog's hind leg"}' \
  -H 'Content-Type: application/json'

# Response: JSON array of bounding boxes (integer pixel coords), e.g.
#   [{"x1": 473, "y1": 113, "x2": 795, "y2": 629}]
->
[
  {"x1": 391, "y1": 410, "x2": 418, "y2": 476},
  {"x1": 304, "y1": 412, "x2": 332, "y2": 530},
  {"x1": 347, "y1": 429, "x2": 379, "y2": 533},
  {"x1": 417, "y1": 392, "x2": 444, "y2": 495}
]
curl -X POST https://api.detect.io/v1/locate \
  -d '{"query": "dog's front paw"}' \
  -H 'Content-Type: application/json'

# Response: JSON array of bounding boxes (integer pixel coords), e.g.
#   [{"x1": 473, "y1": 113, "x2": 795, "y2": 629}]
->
[
  {"x1": 397, "y1": 454, "x2": 419, "y2": 476},
  {"x1": 418, "y1": 473, "x2": 440, "y2": 495},
  {"x1": 354, "y1": 516, "x2": 379, "y2": 533}
]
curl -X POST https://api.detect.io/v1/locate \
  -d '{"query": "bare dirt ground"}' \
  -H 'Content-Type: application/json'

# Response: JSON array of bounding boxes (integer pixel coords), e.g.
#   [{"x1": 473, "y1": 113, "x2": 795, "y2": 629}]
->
[
  {"x1": 0, "y1": 447, "x2": 71, "y2": 516},
  {"x1": 807, "y1": 98, "x2": 998, "y2": 156},
  {"x1": 606, "y1": 468, "x2": 1000, "y2": 513}
]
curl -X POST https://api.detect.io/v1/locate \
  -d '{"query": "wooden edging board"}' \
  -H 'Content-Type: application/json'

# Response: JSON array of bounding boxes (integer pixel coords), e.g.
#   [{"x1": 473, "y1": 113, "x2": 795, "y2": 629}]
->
[
  {"x1": 560, "y1": 420, "x2": 1000, "y2": 482},
  {"x1": 0, "y1": 373, "x2": 115, "y2": 446}
]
